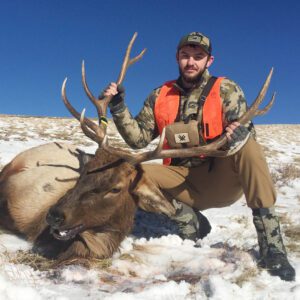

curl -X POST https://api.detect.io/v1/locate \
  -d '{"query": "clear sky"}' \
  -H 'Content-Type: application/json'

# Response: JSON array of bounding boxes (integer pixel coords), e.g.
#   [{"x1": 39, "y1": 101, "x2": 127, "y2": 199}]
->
[{"x1": 0, "y1": 0, "x2": 299, "y2": 124}]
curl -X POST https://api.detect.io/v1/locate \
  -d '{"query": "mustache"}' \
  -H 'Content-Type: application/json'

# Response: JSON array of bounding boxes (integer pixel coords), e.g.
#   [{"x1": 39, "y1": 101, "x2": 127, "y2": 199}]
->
[
  {"x1": 178, "y1": 67, "x2": 204, "y2": 84},
  {"x1": 184, "y1": 66, "x2": 198, "y2": 71}
]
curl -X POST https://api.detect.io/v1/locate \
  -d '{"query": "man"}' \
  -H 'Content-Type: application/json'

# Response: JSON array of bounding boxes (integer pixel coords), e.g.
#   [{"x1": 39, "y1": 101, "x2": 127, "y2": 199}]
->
[{"x1": 103, "y1": 32, "x2": 295, "y2": 281}]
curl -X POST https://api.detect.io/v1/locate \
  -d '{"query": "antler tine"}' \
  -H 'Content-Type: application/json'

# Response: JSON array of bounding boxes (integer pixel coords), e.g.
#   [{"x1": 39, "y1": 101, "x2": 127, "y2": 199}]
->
[
  {"x1": 82, "y1": 60, "x2": 104, "y2": 121},
  {"x1": 101, "y1": 127, "x2": 228, "y2": 167},
  {"x1": 62, "y1": 78, "x2": 102, "y2": 135},
  {"x1": 93, "y1": 32, "x2": 147, "y2": 120},
  {"x1": 237, "y1": 68, "x2": 273, "y2": 125},
  {"x1": 131, "y1": 129, "x2": 230, "y2": 164},
  {"x1": 255, "y1": 92, "x2": 276, "y2": 116},
  {"x1": 80, "y1": 108, "x2": 104, "y2": 144},
  {"x1": 119, "y1": 127, "x2": 166, "y2": 164},
  {"x1": 116, "y1": 32, "x2": 147, "y2": 85},
  {"x1": 62, "y1": 33, "x2": 146, "y2": 147},
  {"x1": 101, "y1": 135, "x2": 134, "y2": 159},
  {"x1": 127, "y1": 48, "x2": 147, "y2": 68},
  {"x1": 100, "y1": 132, "x2": 161, "y2": 165}
]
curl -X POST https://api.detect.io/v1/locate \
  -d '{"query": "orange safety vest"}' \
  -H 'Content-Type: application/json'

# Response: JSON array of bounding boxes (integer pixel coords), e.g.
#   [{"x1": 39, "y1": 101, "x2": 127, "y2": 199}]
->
[{"x1": 154, "y1": 77, "x2": 224, "y2": 165}]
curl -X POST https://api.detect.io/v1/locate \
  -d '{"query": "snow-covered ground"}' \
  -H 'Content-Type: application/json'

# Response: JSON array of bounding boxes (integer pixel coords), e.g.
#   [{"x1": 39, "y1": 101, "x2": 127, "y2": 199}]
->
[{"x1": 0, "y1": 115, "x2": 299, "y2": 300}]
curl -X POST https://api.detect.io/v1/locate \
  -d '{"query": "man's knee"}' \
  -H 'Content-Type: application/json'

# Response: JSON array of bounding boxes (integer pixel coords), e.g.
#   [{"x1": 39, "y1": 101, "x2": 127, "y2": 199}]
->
[
  {"x1": 233, "y1": 137, "x2": 276, "y2": 208},
  {"x1": 236, "y1": 136, "x2": 265, "y2": 160},
  {"x1": 171, "y1": 200, "x2": 211, "y2": 241}
]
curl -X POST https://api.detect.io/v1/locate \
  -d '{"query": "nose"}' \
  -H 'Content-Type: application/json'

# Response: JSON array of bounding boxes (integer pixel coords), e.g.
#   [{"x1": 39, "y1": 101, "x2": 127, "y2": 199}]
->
[
  {"x1": 186, "y1": 56, "x2": 195, "y2": 65},
  {"x1": 46, "y1": 207, "x2": 65, "y2": 229}
]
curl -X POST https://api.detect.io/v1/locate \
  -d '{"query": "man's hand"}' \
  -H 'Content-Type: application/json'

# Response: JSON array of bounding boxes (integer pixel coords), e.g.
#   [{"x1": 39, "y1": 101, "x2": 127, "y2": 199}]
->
[
  {"x1": 225, "y1": 121, "x2": 249, "y2": 149},
  {"x1": 99, "y1": 83, "x2": 125, "y2": 109},
  {"x1": 100, "y1": 82, "x2": 119, "y2": 98}
]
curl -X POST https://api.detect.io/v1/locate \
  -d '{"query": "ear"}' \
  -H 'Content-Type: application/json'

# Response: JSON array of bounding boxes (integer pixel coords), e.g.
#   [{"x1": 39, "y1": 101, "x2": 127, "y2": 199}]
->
[
  {"x1": 206, "y1": 55, "x2": 214, "y2": 68},
  {"x1": 176, "y1": 51, "x2": 179, "y2": 63},
  {"x1": 131, "y1": 172, "x2": 175, "y2": 217}
]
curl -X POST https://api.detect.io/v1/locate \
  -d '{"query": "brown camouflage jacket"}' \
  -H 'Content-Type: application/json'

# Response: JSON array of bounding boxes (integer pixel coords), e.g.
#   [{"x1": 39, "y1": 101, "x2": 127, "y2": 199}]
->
[{"x1": 110, "y1": 69, "x2": 255, "y2": 167}]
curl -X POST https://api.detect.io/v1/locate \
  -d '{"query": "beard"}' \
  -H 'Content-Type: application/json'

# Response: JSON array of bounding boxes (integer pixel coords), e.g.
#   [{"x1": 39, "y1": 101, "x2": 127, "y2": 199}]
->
[{"x1": 179, "y1": 67, "x2": 205, "y2": 85}]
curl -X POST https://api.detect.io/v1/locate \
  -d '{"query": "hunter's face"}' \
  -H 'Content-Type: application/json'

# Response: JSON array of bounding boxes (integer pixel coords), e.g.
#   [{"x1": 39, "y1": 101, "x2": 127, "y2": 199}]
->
[{"x1": 177, "y1": 45, "x2": 214, "y2": 84}]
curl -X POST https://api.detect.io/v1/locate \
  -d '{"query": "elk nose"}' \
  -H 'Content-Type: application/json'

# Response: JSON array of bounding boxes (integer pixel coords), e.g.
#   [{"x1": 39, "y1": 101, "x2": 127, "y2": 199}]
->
[{"x1": 46, "y1": 207, "x2": 65, "y2": 228}]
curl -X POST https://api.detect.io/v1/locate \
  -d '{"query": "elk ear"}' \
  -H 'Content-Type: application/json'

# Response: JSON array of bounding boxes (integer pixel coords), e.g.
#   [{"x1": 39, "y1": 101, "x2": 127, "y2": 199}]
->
[{"x1": 131, "y1": 171, "x2": 176, "y2": 217}]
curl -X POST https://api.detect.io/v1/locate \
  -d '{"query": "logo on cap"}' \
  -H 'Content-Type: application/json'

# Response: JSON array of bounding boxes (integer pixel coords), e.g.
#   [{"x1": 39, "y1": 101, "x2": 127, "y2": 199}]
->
[{"x1": 187, "y1": 35, "x2": 202, "y2": 43}]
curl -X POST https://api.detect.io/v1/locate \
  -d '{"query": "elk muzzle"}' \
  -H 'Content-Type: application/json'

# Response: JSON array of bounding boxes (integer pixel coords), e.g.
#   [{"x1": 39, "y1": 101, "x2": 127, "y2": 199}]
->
[
  {"x1": 46, "y1": 206, "x2": 65, "y2": 229},
  {"x1": 46, "y1": 206, "x2": 84, "y2": 241}
]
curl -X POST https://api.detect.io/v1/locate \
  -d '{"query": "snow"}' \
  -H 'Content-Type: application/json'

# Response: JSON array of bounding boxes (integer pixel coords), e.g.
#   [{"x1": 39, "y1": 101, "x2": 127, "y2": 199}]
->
[{"x1": 0, "y1": 116, "x2": 299, "y2": 299}]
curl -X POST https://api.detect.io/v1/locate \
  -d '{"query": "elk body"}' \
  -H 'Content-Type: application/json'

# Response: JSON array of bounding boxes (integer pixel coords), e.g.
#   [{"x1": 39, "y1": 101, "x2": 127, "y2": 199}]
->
[
  {"x1": 0, "y1": 33, "x2": 274, "y2": 261},
  {"x1": 0, "y1": 140, "x2": 174, "y2": 260},
  {"x1": 0, "y1": 142, "x2": 87, "y2": 241}
]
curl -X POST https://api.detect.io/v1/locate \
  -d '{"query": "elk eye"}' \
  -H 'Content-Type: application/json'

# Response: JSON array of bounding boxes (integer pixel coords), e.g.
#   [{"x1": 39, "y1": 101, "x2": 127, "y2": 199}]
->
[
  {"x1": 92, "y1": 187, "x2": 102, "y2": 194},
  {"x1": 110, "y1": 188, "x2": 121, "y2": 194}
]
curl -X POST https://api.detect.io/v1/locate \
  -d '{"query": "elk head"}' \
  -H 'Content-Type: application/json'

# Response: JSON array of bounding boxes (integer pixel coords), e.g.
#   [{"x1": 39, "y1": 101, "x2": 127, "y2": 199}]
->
[{"x1": 45, "y1": 33, "x2": 175, "y2": 259}]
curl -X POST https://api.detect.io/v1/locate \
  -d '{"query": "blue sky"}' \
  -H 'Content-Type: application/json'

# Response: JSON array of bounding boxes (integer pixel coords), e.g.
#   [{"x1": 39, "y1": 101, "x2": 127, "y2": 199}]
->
[{"x1": 0, "y1": 0, "x2": 299, "y2": 124}]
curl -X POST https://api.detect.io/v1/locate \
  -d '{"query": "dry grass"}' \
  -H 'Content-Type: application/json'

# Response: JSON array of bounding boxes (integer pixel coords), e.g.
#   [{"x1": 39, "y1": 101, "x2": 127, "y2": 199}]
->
[
  {"x1": 260, "y1": 144, "x2": 278, "y2": 158},
  {"x1": 56, "y1": 256, "x2": 112, "y2": 270},
  {"x1": 284, "y1": 225, "x2": 300, "y2": 255},
  {"x1": 270, "y1": 163, "x2": 300, "y2": 186},
  {"x1": 286, "y1": 242, "x2": 300, "y2": 256},
  {"x1": 277, "y1": 214, "x2": 300, "y2": 256},
  {"x1": 283, "y1": 225, "x2": 299, "y2": 239},
  {"x1": 232, "y1": 215, "x2": 248, "y2": 225},
  {"x1": 119, "y1": 253, "x2": 143, "y2": 264},
  {"x1": 5, "y1": 250, "x2": 55, "y2": 271},
  {"x1": 233, "y1": 267, "x2": 258, "y2": 286},
  {"x1": 1, "y1": 249, "x2": 112, "y2": 272}
]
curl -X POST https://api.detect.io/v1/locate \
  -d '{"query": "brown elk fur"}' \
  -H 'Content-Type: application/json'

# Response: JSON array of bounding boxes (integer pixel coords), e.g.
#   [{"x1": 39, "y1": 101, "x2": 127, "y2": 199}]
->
[{"x1": 0, "y1": 142, "x2": 82, "y2": 239}]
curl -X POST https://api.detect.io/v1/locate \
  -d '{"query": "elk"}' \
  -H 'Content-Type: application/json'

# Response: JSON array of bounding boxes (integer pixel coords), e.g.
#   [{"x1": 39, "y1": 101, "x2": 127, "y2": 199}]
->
[{"x1": 0, "y1": 33, "x2": 275, "y2": 261}]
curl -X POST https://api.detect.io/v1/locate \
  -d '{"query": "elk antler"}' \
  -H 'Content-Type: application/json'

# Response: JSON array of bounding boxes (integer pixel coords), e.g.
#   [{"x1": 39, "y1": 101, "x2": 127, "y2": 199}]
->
[
  {"x1": 61, "y1": 32, "x2": 146, "y2": 145},
  {"x1": 102, "y1": 68, "x2": 275, "y2": 164}
]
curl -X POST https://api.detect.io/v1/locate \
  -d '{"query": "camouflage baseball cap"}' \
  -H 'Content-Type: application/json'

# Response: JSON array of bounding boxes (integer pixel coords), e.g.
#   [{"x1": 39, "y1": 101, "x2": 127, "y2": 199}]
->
[{"x1": 177, "y1": 32, "x2": 212, "y2": 55}]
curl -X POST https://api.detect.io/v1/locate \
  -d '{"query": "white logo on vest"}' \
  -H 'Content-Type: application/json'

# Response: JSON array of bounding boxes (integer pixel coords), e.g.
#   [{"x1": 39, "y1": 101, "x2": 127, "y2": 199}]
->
[{"x1": 174, "y1": 133, "x2": 190, "y2": 144}]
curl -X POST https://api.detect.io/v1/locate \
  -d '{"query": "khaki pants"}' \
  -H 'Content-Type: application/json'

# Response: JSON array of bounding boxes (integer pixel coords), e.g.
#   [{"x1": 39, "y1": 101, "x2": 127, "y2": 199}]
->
[{"x1": 142, "y1": 137, "x2": 276, "y2": 210}]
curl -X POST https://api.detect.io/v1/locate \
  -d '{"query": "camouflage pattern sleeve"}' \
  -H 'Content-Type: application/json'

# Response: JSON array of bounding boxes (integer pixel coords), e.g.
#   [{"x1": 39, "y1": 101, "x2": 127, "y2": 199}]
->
[
  {"x1": 220, "y1": 78, "x2": 256, "y2": 135},
  {"x1": 111, "y1": 89, "x2": 160, "y2": 149},
  {"x1": 220, "y1": 78, "x2": 256, "y2": 154},
  {"x1": 220, "y1": 78, "x2": 247, "y2": 123}
]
